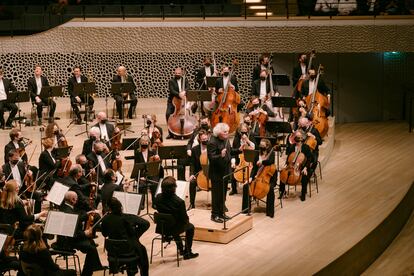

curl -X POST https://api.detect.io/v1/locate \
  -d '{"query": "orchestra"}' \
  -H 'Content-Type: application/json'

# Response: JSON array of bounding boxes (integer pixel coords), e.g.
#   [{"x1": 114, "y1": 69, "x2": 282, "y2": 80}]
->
[{"x1": 0, "y1": 52, "x2": 331, "y2": 275}]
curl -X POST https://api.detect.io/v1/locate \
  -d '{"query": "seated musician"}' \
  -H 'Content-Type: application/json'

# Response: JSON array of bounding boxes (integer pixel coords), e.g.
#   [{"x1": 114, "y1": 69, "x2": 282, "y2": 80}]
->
[
  {"x1": 4, "y1": 128, "x2": 28, "y2": 164},
  {"x1": 75, "y1": 154, "x2": 94, "y2": 197},
  {"x1": 81, "y1": 127, "x2": 101, "y2": 156},
  {"x1": 100, "y1": 169, "x2": 125, "y2": 214},
  {"x1": 0, "y1": 68, "x2": 18, "y2": 129},
  {"x1": 39, "y1": 138, "x2": 61, "y2": 190},
  {"x1": 154, "y1": 176, "x2": 199, "y2": 260},
  {"x1": 86, "y1": 141, "x2": 111, "y2": 186},
  {"x1": 230, "y1": 123, "x2": 256, "y2": 195},
  {"x1": 67, "y1": 66, "x2": 94, "y2": 124},
  {"x1": 251, "y1": 69, "x2": 275, "y2": 101},
  {"x1": 27, "y1": 65, "x2": 55, "y2": 125},
  {"x1": 94, "y1": 112, "x2": 115, "y2": 145},
  {"x1": 20, "y1": 224, "x2": 76, "y2": 276},
  {"x1": 188, "y1": 129, "x2": 210, "y2": 210},
  {"x1": 242, "y1": 138, "x2": 276, "y2": 218},
  {"x1": 144, "y1": 114, "x2": 163, "y2": 144},
  {"x1": 0, "y1": 180, "x2": 47, "y2": 240},
  {"x1": 56, "y1": 191, "x2": 103, "y2": 276},
  {"x1": 165, "y1": 67, "x2": 190, "y2": 139},
  {"x1": 101, "y1": 197, "x2": 150, "y2": 276},
  {"x1": 45, "y1": 122, "x2": 67, "y2": 148},
  {"x1": 246, "y1": 96, "x2": 275, "y2": 136},
  {"x1": 2, "y1": 149, "x2": 42, "y2": 213},
  {"x1": 112, "y1": 66, "x2": 138, "y2": 120},
  {"x1": 298, "y1": 116, "x2": 323, "y2": 177},
  {"x1": 279, "y1": 130, "x2": 314, "y2": 201}
]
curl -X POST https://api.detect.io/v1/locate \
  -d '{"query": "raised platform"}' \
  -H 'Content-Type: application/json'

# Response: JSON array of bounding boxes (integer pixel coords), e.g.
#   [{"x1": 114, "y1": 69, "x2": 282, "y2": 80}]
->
[{"x1": 188, "y1": 209, "x2": 253, "y2": 244}]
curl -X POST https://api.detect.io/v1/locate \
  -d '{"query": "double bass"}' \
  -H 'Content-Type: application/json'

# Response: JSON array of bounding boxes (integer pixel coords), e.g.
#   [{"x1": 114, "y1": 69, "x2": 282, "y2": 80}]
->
[
  {"x1": 211, "y1": 59, "x2": 241, "y2": 133},
  {"x1": 249, "y1": 147, "x2": 277, "y2": 199},
  {"x1": 167, "y1": 68, "x2": 198, "y2": 139}
]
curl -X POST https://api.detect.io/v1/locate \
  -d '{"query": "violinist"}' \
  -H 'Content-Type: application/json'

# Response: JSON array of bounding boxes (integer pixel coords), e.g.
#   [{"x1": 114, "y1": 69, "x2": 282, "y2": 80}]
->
[
  {"x1": 252, "y1": 53, "x2": 271, "y2": 83},
  {"x1": 81, "y1": 127, "x2": 101, "y2": 156},
  {"x1": 86, "y1": 141, "x2": 111, "y2": 186},
  {"x1": 230, "y1": 123, "x2": 256, "y2": 195},
  {"x1": 242, "y1": 138, "x2": 276, "y2": 218},
  {"x1": 45, "y1": 122, "x2": 67, "y2": 148},
  {"x1": 215, "y1": 66, "x2": 239, "y2": 94},
  {"x1": 188, "y1": 129, "x2": 210, "y2": 210},
  {"x1": 279, "y1": 130, "x2": 313, "y2": 201},
  {"x1": 100, "y1": 169, "x2": 125, "y2": 214},
  {"x1": 94, "y1": 112, "x2": 115, "y2": 145},
  {"x1": 67, "y1": 66, "x2": 94, "y2": 124},
  {"x1": 165, "y1": 67, "x2": 190, "y2": 139},
  {"x1": 251, "y1": 69, "x2": 274, "y2": 101},
  {"x1": 112, "y1": 66, "x2": 138, "y2": 120},
  {"x1": 4, "y1": 128, "x2": 28, "y2": 163},
  {"x1": 246, "y1": 96, "x2": 275, "y2": 136},
  {"x1": 39, "y1": 138, "x2": 60, "y2": 190},
  {"x1": 242, "y1": 114, "x2": 259, "y2": 137},
  {"x1": 144, "y1": 114, "x2": 163, "y2": 145},
  {"x1": 0, "y1": 68, "x2": 18, "y2": 129}
]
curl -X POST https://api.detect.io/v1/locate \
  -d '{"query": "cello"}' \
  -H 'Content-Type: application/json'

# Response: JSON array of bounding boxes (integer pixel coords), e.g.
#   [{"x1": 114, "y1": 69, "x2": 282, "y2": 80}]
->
[
  {"x1": 196, "y1": 150, "x2": 211, "y2": 191},
  {"x1": 211, "y1": 59, "x2": 241, "y2": 133},
  {"x1": 249, "y1": 147, "x2": 277, "y2": 199},
  {"x1": 279, "y1": 135, "x2": 307, "y2": 186},
  {"x1": 167, "y1": 68, "x2": 198, "y2": 139}
]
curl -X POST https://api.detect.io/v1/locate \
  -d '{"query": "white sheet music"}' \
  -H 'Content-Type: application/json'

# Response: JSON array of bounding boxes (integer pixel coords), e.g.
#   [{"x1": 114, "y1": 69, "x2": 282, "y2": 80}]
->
[
  {"x1": 115, "y1": 171, "x2": 124, "y2": 186},
  {"x1": 0, "y1": 233, "x2": 7, "y2": 252},
  {"x1": 113, "y1": 191, "x2": 142, "y2": 215},
  {"x1": 46, "y1": 182, "x2": 70, "y2": 205},
  {"x1": 156, "y1": 180, "x2": 188, "y2": 201},
  {"x1": 44, "y1": 211, "x2": 78, "y2": 237}
]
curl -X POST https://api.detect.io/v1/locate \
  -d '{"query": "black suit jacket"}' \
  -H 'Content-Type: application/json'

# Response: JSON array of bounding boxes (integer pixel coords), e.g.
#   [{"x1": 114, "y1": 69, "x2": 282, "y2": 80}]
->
[
  {"x1": 301, "y1": 79, "x2": 330, "y2": 98},
  {"x1": 0, "y1": 78, "x2": 17, "y2": 100},
  {"x1": 38, "y1": 150, "x2": 59, "y2": 177},
  {"x1": 251, "y1": 78, "x2": 273, "y2": 97},
  {"x1": 86, "y1": 152, "x2": 111, "y2": 185},
  {"x1": 154, "y1": 193, "x2": 189, "y2": 235},
  {"x1": 250, "y1": 150, "x2": 276, "y2": 179},
  {"x1": 2, "y1": 162, "x2": 27, "y2": 191},
  {"x1": 134, "y1": 149, "x2": 156, "y2": 164},
  {"x1": 190, "y1": 144, "x2": 203, "y2": 176},
  {"x1": 101, "y1": 181, "x2": 122, "y2": 213},
  {"x1": 67, "y1": 75, "x2": 89, "y2": 98},
  {"x1": 215, "y1": 75, "x2": 239, "y2": 92},
  {"x1": 195, "y1": 65, "x2": 214, "y2": 88},
  {"x1": 27, "y1": 76, "x2": 49, "y2": 101},
  {"x1": 111, "y1": 75, "x2": 136, "y2": 97},
  {"x1": 4, "y1": 141, "x2": 27, "y2": 164},
  {"x1": 82, "y1": 139, "x2": 94, "y2": 156},
  {"x1": 62, "y1": 175, "x2": 91, "y2": 212},
  {"x1": 285, "y1": 143, "x2": 314, "y2": 169},
  {"x1": 93, "y1": 122, "x2": 115, "y2": 143},
  {"x1": 292, "y1": 64, "x2": 306, "y2": 87},
  {"x1": 168, "y1": 77, "x2": 190, "y2": 103},
  {"x1": 207, "y1": 136, "x2": 232, "y2": 178}
]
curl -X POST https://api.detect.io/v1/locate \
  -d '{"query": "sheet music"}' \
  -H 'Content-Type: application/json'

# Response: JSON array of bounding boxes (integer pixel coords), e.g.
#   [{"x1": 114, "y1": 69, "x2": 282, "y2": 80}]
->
[
  {"x1": 46, "y1": 182, "x2": 70, "y2": 205},
  {"x1": 156, "y1": 180, "x2": 188, "y2": 201},
  {"x1": 0, "y1": 233, "x2": 6, "y2": 252},
  {"x1": 44, "y1": 211, "x2": 78, "y2": 237},
  {"x1": 115, "y1": 171, "x2": 124, "y2": 186},
  {"x1": 113, "y1": 191, "x2": 142, "y2": 215}
]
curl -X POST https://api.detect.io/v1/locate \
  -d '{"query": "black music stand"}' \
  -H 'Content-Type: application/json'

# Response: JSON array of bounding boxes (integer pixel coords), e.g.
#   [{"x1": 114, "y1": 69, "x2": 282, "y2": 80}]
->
[
  {"x1": 206, "y1": 76, "x2": 219, "y2": 88},
  {"x1": 111, "y1": 82, "x2": 135, "y2": 135},
  {"x1": 158, "y1": 145, "x2": 187, "y2": 178},
  {"x1": 243, "y1": 149, "x2": 259, "y2": 163},
  {"x1": 271, "y1": 96, "x2": 297, "y2": 108},
  {"x1": 39, "y1": 86, "x2": 63, "y2": 122},
  {"x1": 73, "y1": 82, "x2": 96, "y2": 136},
  {"x1": 53, "y1": 146, "x2": 73, "y2": 159},
  {"x1": 130, "y1": 161, "x2": 161, "y2": 221},
  {"x1": 186, "y1": 89, "x2": 211, "y2": 123},
  {"x1": 122, "y1": 137, "x2": 139, "y2": 150},
  {"x1": 8, "y1": 91, "x2": 30, "y2": 130}
]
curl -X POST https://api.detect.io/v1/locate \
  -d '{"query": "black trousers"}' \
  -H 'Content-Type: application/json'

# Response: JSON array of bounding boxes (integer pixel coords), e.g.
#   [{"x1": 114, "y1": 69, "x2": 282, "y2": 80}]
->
[
  {"x1": 0, "y1": 101, "x2": 18, "y2": 126},
  {"x1": 242, "y1": 180, "x2": 275, "y2": 218},
  {"x1": 189, "y1": 179, "x2": 197, "y2": 206},
  {"x1": 165, "y1": 101, "x2": 175, "y2": 123},
  {"x1": 114, "y1": 94, "x2": 137, "y2": 119},
  {"x1": 177, "y1": 158, "x2": 190, "y2": 181},
  {"x1": 279, "y1": 172, "x2": 310, "y2": 198},
  {"x1": 210, "y1": 173, "x2": 227, "y2": 218},
  {"x1": 34, "y1": 98, "x2": 56, "y2": 119},
  {"x1": 71, "y1": 95, "x2": 94, "y2": 120},
  {"x1": 73, "y1": 239, "x2": 102, "y2": 276},
  {"x1": 173, "y1": 223, "x2": 195, "y2": 254}
]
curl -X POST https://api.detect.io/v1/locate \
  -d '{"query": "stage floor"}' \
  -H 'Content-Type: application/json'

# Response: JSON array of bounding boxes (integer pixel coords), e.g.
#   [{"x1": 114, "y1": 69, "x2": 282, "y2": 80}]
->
[{"x1": 2, "y1": 98, "x2": 413, "y2": 275}]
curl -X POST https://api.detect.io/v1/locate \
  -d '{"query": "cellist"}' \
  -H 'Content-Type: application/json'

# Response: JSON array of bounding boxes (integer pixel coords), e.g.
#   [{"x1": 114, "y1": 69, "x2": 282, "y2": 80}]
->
[
  {"x1": 246, "y1": 96, "x2": 275, "y2": 137},
  {"x1": 241, "y1": 138, "x2": 276, "y2": 218},
  {"x1": 298, "y1": 116, "x2": 323, "y2": 179}
]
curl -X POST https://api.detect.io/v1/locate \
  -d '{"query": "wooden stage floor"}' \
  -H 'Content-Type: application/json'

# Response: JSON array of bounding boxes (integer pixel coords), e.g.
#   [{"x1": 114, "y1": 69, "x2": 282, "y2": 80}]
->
[{"x1": 1, "y1": 98, "x2": 413, "y2": 275}]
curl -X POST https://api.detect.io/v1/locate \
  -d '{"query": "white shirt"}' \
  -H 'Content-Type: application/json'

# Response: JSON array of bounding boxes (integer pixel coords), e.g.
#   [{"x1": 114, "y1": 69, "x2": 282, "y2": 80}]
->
[
  {"x1": 121, "y1": 76, "x2": 126, "y2": 83},
  {"x1": 177, "y1": 78, "x2": 182, "y2": 92},
  {"x1": 35, "y1": 76, "x2": 42, "y2": 95},
  {"x1": 76, "y1": 76, "x2": 81, "y2": 83},
  {"x1": 141, "y1": 149, "x2": 148, "y2": 162},
  {"x1": 205, "y1": 66, "x2": 211, "y2": 77},
  {"x1": 13, "y1": 141, "x2": 19, "y2": 149},
  {"x1": 47, "y1": 149, "x2": 55, "y2": 163},
  {"x1": 260, "y1": 80, "x2": 267, "y2": 100},
  {"x1": 301, "y1": 64, "x2": 307, "y2": 75},
  {"x1": 11, "y1": 163, "x2": 22, "y2": 188},
  {"x1": 0, "y1": 79, "x2": 6, "y2": 101},
  {"x1": 309, "y1": 79, "x2": 316, "y2": 96},
  {"x1": 99, "y1": 123, "x2": 109, "y2": 143},
  {"x1": 97, "y1": 154, "x2": 107, "y2": 172},
  {"x1": 223, "y1": 76, "x2": 229, "y2": 90}
]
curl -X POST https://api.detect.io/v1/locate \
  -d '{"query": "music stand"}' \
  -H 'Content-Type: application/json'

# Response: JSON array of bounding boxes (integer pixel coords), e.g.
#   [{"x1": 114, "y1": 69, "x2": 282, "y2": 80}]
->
[
  {"x1": 122, "y1": 138, "x2": 139, "y2": 150},
  {"x1": 8, "y1": 91, "x2": 30, "y2": 130},
  {"x1": 53, "y1": 146, "x2": 73, "y2": 159},
  {"x1": 243, "y1": 149, "x2": 259, "y2": 163},
  {"x1": 186, "y1": 89, "x2": 211, "y2": 123},
  {"x1": 157, "y1": 145, "x2": 187, "y2": 178},
  {"x1": 39, "y1": 86, "x2": 63, "y2": 122},
  {"x1": 206, "y1": 76, "x2": 219, "y2": 88},
  {"x1": 111, "y1": 82, "x2": 135, "y2": 134},
  {"x1": 73, "y1": 82, "x2": 96, "y2": 136},
  {"x1": 271, "y1": 96, "x2": 297, "y2": 108},
  {"x1": 272, "y1": 74, "x2": 291, "y2": 87}
]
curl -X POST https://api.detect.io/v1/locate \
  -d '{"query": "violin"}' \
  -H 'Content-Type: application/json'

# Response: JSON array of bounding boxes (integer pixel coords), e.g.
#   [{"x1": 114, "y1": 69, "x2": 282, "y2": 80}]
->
[{"x1": 111, "y1": 129, "x2": 123, "y2": 173}]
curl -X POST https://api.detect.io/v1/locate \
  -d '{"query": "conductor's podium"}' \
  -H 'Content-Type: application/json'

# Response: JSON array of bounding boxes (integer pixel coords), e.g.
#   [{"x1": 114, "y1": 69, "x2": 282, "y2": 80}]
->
[{"x1": 188, "y1": 209, "x2": 253, "y2": 244}]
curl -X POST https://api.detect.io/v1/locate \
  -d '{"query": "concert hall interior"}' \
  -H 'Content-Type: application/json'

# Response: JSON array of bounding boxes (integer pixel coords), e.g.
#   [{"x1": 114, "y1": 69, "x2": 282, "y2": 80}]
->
[{"x1": 0, "y1": 1, "x2": 414, "y2": 276}]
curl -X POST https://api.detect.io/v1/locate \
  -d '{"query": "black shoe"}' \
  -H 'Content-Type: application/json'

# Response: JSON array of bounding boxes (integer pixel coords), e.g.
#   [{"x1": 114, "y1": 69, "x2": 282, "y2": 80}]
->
[
  {"x1": 37, "y1": 119, "x2": 42, "y2": 126},
  {"x1": 229, "y1": 190, "x2": 237, "y2": 195},
  {"x1": 187, "y1": 204, "x2": 195, "y2": 211},
  {"x1": 183, "y1": 252, "x2": 199, "y2": 260},
  {"x1": 76, "y1": 118, "x2": 82, "y2": 125},
  {"x1": 221, "y1": 214, "x2": 231, "y2": 220},
  {"x1": 211, "y1": 216, "x2": 223, "y2": 223},
  {"x1": 128, "y1": 115, "x2": 133, "y2": 119},
  {"x1": 166, "y1": 135, "x2": 172, "y2": 139},
  {"x1": 300, "y1": 194, "x2": 306, "y2": 201}
]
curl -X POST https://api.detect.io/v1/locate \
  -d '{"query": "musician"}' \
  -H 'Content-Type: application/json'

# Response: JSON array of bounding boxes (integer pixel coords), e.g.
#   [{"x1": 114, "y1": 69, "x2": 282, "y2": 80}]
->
[
  {"x1": 230, "y1": 123, "x2": 256, "y2": 195},
  {"x1": 100, "y1": 169, "x2": 124, "y2": 213},
  {"x1": 298, "y1": 116, "x2": 323, "y2": 176},
  {"x1": 242, "y1": 113, "x2": 259, "y2": 137},
  {"x1": 292, "y1": 53, "x2": 309, "y2": 88},
  {"x1": 242, "y1": 138, "x2": 276, "y2": 218},
  {"x1": 4, "y1": 128, "x2": 28, "y2": 163},
  {"x1": 45, "y1": 122, "x2": 66, "y2": 148},
  {"x1": 154, "y1": 176, "x2": 199, "y2": 260},
  {"x1": 279, "y1": 130, "x2": 314, "y2": 201},
  {"x1": 300, "y1": 68, "x2": 331, "y2": 100},
  {"x1": 165, "y1": 67, "x2": 190, "y2": 139},
  {"x1": 81, "y1": 127, "x2": 101, "y2": 156},
  {"x1": 215, "y1": 66, "x2": 239, "y2": 93},
  {"x1": 75, "y1": 154, "x2": 94, "y2": 196},
  {"x1": 188, "y1": 129, "x2": 209, "y2": 209},
  {"x1": 144, "y1": 114, "x2": 163, "y2": 144},
  {"x1": 112, "y1": 66, "x2": 138, "y2": 120},
  {"x1": 252, "y1": 53, "x2": 271, "y2": 83},
  {"x1": 246, "y1": 96, "x2": 275, "y2": 136},
  {"x1": 0, "y1": 69, "x2": 18, "y2": 129},
  {"x1": 101, "y1": 197, "x2": 150, "y2": 276},
  {"x1": 94, "y1": 112, "x2": 115, "y2": 144},
  {"x1": 20, "y1": 224, "x2": 76, "y2": 276},
  {"x1": 86, "y1": 141, "x2": 111, "y2": 186},
  {"x1": 0, "y1": 180, "x2": 47, "y2": 240},
  {"x1": 195, "y1": 57, "x2": 215, "y2": 89},
  {"x1": 251, "y1": 69, "x2": 274, "y2": 101},
  {"x1": 67, "y1": 66, "x2": 94, "y2": 124},
  {"x1": 27, "y1": 65, "x2": 55, "y2": 125},
  {"x1": 39, "y1": 138, "x2": 60, "y2": 190},
  {"x1": 208, "y1": 123, "x2": 232, "y2": 223},
  {"x1": 57, "y1": 191, "x2": 103, "y2": 276}
]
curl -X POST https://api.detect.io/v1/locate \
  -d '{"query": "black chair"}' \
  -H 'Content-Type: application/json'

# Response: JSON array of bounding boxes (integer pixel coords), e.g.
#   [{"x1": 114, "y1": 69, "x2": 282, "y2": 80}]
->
[
  {"x1": 0, "y1": 224, "x2": 22, "y2": 256},
  {"x1": 150, "y1": 212, "x2": 185, "y2": 267},
  {"x1": 20, "y1": 260, "x2": 46, "y2": 276},
  {"x1": 50, "y1": 242, "x2": 82, "y2": 275},
  {"x1": 104, "y1": 238, "x2": 139, "y2": 276}
]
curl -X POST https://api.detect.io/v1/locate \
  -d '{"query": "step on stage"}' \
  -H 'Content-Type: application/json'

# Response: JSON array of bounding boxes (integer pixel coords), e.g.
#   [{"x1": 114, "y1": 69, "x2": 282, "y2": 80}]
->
[{"x1": 188, "y1": 209, "x2": 253, "y2": 244}]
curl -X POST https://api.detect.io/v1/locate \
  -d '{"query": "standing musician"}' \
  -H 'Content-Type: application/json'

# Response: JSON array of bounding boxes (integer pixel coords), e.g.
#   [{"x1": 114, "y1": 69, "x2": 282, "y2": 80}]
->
[
  {"x1": 292, "y1": 53, "x2": 309, "y2": 89},
  {"x1": 81, "y1": 127, "x2": 101, "y2": 156},
  {"x1": 300, "y1": 68, "x2": 331, "y2": 104},
  {"x1": 94, "y1": 112, "x2": 115, "y2": 145},
  {"x1": 188, "y1": 129, "x2": 210, "y2": 210},
  {"x1": 242, "y1": 138, "x2": 276, "y2": 218},
  {"x1": 67, "y1": 66, "x2": 94, "y2": 124},
  {"x1": 246, "y1": 96, "x2": 275, "y2": 136},
  {"x1": 0, "y1": 68, "x2": 18, "y2": 129},
  {"x1": 252, "y1": 53, "x2": 271, "y2": 83},
  {"x1": 195, "y1": 57, "x2": 215, "y2": 90},
  {"x1": 165, "y1": 67, "x2": 190, "y2": 139},
  {"x1": 27, "y1": 65, "x2": 55, "y2": 125},
  {"x1": 4, "y1": 128, "x2": 28, "y2": 164},
  {"x1": 86, "y1": 141, "x2": 111, "y2": 186},
  {"x1": 230, "y1": 123, "x2": 256, "y2": 195},
  {"x1": 251, "y1": 69, "x2": 274, "y2": 101},
  {"x1": 208, "y1": 123, "x2": 233, "y2": 223},
  {"x1": 215, "y1": 66, "x2": 239, "y2": 94},
  {"x1": 279, "y1": 130, "x2": 314, "y2": 201},
  {"x1": 39, "y1": 138, "x2": 60, "y2": 190},
  {"x1": 112, "y1": 66, "x2": 138, "y2": 120},
  {"x1": 56, "y1": 191, "x2": 103, "y2": 276}
]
